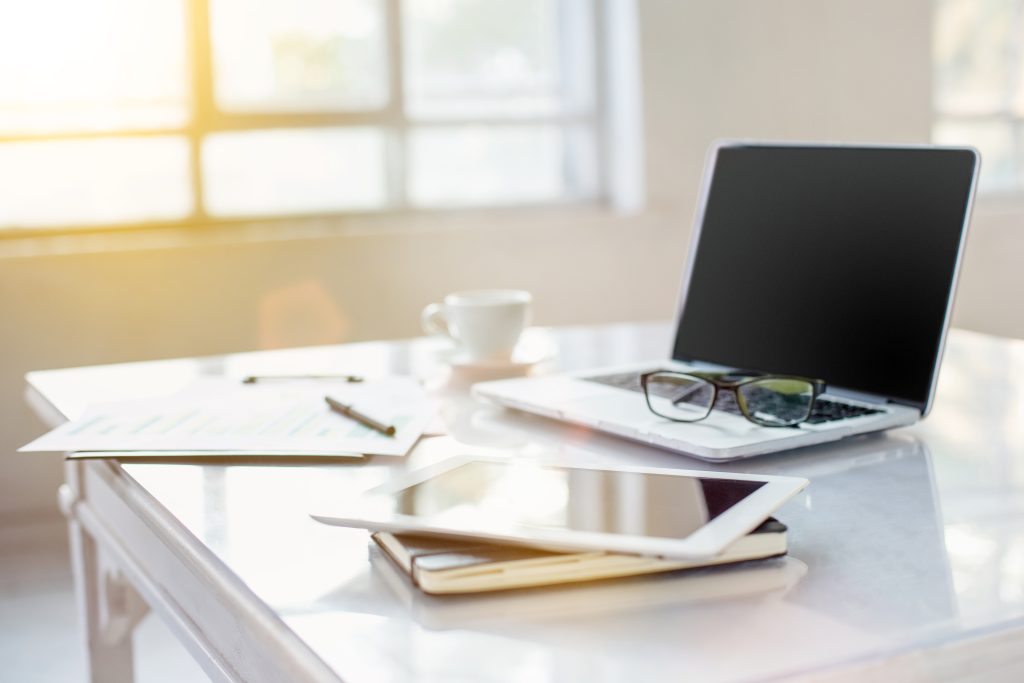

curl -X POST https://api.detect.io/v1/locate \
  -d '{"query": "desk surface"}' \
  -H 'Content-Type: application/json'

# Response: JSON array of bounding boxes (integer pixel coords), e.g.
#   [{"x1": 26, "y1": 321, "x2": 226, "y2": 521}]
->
[{"x1": 28, "y1": 323, "x2": 1024, "y2": 682}]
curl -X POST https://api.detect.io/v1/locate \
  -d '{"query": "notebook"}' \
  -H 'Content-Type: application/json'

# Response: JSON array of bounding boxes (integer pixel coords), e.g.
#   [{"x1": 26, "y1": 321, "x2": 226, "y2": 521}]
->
[{"x1": 372, "y1": 517, "x2": 787, "y2": 595}]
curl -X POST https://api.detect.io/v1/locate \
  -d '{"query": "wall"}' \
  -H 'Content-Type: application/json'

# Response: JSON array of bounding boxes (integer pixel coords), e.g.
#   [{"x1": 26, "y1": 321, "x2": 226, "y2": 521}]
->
[
  {"x1": 7, "y1": 0, "x2": 1004, "y2": 523},
  {"x1": 953, "y1": 203, "x2": 1024, "y2": 340}
]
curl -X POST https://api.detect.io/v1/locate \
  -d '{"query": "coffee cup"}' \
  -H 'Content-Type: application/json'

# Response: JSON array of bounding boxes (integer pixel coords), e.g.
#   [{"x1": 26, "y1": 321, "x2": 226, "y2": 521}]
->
[{"x1": 421, "y1": 290, "x2": 532, "y2": 361}]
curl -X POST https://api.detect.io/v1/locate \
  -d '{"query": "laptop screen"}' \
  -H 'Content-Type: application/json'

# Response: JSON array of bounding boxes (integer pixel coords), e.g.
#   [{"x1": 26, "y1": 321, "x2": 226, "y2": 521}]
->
[{"x1": 672, "y1": 144, "x2": 978, "y2": 409}]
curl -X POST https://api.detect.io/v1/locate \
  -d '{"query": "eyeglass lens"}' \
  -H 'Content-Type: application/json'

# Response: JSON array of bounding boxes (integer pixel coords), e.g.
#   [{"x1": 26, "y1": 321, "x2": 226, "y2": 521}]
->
[
  {"x1": 644, "y1": 373, "x2": 715, "y2": 421},
  {"x1": 737, "y1": 378, "x2": 815, "y2": 426}
]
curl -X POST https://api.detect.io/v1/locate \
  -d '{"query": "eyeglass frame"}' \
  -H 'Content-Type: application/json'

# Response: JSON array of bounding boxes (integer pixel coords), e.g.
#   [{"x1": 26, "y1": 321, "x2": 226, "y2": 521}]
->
[{"x1": 638, "y1": 370, "x2": 827, "y2": 427}]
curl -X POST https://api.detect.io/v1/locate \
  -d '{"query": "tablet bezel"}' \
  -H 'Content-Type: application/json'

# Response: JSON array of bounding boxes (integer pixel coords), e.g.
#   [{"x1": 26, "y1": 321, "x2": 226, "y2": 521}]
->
[{"x1": 310, "y1": 456, "x2": 808, "y2": 560}]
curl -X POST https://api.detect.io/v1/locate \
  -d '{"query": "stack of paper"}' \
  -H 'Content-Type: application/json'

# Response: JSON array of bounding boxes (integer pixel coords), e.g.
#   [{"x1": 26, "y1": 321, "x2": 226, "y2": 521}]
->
[{"x1": 21, "y1": 376, "x2": 435, "y2": 458}]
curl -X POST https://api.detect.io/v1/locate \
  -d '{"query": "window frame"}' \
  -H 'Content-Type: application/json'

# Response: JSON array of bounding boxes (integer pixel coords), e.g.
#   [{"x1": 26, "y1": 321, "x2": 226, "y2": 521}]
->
[
  {"x1": 933, "y1": 0, "x2": 1024, "y2": 199},
  {"x1": 0, "y1": 0, "x2": 614, "y2": 239}
]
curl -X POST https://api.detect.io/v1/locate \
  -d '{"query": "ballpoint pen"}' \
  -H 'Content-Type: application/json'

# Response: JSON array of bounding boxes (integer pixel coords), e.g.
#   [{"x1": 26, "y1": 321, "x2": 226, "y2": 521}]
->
[
  {"x1": 324, "y1": 396, "x2": 396, "y2": 436},
  {"x1": 242, "y1": 374, "x2": 364, "y2": 384}
]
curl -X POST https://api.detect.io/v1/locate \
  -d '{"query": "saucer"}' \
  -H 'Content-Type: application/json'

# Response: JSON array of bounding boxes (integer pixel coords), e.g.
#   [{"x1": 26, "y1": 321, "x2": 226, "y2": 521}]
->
[
  {"x1": 439, "y1": 347, "x2": 555, "y2": 371},
  {"x1": 430, "y1": 330, "x2": 557, "y2": 386}
]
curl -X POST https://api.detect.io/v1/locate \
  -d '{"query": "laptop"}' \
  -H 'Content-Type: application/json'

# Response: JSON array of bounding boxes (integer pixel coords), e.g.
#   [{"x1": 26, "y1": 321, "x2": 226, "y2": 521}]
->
[{"x1": 474, "y1": 141, "x2": 980, "y2": 461}]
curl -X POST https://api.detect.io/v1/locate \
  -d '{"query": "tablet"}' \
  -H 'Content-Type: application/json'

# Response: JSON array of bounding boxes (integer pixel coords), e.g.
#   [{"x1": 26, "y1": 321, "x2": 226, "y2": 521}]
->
[{"x1": 311, "y1": 456, "x2": 808, "y2": 560}]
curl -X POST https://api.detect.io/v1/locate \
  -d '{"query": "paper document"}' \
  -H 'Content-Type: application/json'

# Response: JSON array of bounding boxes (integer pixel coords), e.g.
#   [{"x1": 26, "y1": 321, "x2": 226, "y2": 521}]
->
[
  {"x1": 21, "y1": 377, "x2": 434, "y2": 457},
  {"x1": 64, "y1": 451, "x2": 365, "y2": 460}
]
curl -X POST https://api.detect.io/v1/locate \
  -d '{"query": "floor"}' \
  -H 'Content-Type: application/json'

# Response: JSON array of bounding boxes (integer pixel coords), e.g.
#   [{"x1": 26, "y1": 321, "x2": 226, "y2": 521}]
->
[{"x1": 0, "y1": 517, "x2": 210, "y2": 683}]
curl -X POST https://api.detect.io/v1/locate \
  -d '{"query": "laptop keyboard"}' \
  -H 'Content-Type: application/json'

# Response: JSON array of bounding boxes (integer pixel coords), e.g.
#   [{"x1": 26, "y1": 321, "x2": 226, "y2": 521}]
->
[{"x1": 584, "y1": 371, "x2": 884, "y2": 425}]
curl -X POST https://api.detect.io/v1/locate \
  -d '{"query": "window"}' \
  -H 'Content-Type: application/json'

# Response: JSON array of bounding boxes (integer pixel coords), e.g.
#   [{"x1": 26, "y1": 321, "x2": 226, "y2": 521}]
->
[
  {"x1": 934, "y1": 0, "x2": 1024, "y2": 193},
  {"x1": 0, "y1": 0, "x2": 606, "y2": 234}
]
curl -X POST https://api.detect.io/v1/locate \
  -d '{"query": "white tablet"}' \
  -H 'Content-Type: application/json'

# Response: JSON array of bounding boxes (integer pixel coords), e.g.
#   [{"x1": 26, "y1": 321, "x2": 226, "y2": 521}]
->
[{"x1": 311, "y1": 456, "x2": 808, "y2": 560}]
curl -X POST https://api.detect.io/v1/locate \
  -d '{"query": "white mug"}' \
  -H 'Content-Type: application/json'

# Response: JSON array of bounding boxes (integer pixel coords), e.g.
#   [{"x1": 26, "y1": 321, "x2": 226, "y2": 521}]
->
[{"x1": 421, "y1": 290, "x2": 532, "y2": 361}]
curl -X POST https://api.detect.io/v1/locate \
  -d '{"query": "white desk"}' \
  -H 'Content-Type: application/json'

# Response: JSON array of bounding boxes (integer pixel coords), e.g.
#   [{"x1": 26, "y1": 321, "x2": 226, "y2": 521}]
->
[{"x1": 25, "y1": 323, "x2": 1024, "y2": 682}]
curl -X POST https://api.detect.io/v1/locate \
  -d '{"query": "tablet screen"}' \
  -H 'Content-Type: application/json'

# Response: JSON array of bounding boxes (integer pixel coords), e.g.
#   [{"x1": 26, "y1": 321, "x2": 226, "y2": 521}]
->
[{"x1": 391, "y1": 461, "x2": 765, "y2": 540}]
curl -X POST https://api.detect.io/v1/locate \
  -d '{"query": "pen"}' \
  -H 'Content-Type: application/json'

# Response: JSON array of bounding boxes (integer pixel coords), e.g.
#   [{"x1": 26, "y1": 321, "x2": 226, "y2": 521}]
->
[
  {"x1": 324, "y1": 396, "x2": 396, "y2": 437},
  {"x1": 243, "y1": 374, "x2": 364, "y2": 384}
]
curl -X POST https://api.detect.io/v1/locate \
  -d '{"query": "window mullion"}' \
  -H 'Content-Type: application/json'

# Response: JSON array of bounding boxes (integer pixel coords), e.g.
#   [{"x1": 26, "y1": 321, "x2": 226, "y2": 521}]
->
[
  {"x1": 385, "y1": 0, "x2": 408, "y2": 209},
  {"x1": 206, "y1": 111, "x2": 397, "y2": 130},
  {"x1": 187, "y1": 0, "x2": 217, "y2": 222},
  {"x1": 0, "y1": 129, "x2": 186, "y2": 145},
  {"x1": 1012, "y1": 1, "x2": 1024, "y2": 184},
  {"x1": 570, "y1": 0, "x2": 602, "y2": 200}
]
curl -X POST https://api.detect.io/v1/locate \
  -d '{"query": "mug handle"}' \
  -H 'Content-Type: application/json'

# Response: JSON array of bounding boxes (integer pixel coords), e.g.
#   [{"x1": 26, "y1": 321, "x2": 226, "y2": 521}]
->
[{"x1": 421, "y1": 303, "x2": 454, "y2": 341}]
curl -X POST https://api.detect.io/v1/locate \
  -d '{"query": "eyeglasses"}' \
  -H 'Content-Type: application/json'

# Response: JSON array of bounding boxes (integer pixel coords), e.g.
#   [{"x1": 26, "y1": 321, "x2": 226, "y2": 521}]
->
[{"x1": 639, "y1": 370, "x2": 826, "y2": 428}]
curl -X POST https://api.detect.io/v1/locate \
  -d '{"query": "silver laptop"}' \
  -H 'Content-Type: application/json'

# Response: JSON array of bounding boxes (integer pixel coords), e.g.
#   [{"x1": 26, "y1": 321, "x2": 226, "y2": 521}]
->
[{"x1": 474, "y1": 141, "x2": 980, "y2": 461}]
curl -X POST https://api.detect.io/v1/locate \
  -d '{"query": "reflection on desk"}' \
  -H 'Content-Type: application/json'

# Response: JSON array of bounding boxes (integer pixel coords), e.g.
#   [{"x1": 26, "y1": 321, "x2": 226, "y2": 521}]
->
[{"x1": 752, "y1": 437, "x2": 956, "y2": 631}]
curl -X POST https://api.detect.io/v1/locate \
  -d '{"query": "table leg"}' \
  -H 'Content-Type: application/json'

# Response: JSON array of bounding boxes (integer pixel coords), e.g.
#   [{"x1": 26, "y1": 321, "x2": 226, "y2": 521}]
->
[{"x1": 62, "y1": 462, "x2": 148, "y2": 683}]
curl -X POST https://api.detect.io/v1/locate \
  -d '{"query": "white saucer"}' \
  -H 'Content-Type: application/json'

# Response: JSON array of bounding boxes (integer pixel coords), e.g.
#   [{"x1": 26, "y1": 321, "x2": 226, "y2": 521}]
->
[{"x1": 439, "y1": 347, "x2": 555, "y2": 371}]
